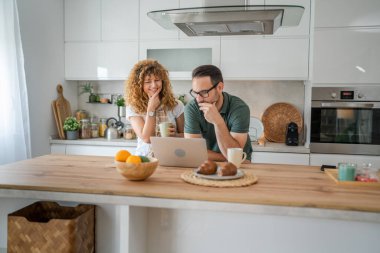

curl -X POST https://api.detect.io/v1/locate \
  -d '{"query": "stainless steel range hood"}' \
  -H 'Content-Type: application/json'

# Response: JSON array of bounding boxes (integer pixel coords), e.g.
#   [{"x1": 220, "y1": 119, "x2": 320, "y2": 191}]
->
[{"x1": 148, "y1": 5, "x2": 305, "y2": 36}]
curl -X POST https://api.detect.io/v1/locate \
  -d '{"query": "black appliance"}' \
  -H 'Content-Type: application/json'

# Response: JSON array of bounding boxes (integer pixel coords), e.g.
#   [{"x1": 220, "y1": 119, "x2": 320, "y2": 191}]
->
[
  {"x1": 286, "y1": 122, "x2": 299, "y2": 146},
  {"x1": 310, "y1": 86, "x2": 380, "y2": 155}
]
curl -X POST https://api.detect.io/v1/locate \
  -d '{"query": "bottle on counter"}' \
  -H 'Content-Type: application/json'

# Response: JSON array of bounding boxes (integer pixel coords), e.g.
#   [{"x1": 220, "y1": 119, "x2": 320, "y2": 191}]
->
[
  {"x1": 80, "y1": 119, "x2": 92, "y2": 139},
  {"x1": 99, "y1": 118, "x2": 107, "y2": 137}
]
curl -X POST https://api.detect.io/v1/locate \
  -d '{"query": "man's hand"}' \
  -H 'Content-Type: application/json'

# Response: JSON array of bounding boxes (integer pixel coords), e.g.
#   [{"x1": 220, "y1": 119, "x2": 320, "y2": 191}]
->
[{"x1": 198, "y1": 102, "x2": 223, "y2": 125}]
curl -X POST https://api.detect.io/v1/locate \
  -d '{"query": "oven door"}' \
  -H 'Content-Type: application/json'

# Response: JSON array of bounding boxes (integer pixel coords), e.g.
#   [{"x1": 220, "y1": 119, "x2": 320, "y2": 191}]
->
[{"x1": 310, "y1": 101, "x2": 380, "y2": 155}]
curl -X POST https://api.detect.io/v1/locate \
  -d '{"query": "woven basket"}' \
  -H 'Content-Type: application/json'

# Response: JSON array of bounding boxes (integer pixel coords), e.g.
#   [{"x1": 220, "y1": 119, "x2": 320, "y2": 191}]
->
[
  {"x1": 8, "y1": 201, "x2": 95, "y2": 253},
  {"x1": 261, "y1": 102, "x2": 303, "y2": 143}
]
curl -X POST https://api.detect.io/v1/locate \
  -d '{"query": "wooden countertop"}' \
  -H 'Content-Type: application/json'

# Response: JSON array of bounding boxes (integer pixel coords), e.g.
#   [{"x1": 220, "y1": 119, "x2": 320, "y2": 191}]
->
[{"x1": 0, "y1": 155, "x2": 379, "y2": 213}]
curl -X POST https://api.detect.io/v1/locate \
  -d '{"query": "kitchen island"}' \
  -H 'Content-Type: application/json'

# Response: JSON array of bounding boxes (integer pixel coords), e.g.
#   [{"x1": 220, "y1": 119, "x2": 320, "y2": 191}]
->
[{"x1": 0, "y1": 155, "x2": 379, "y2": 253}]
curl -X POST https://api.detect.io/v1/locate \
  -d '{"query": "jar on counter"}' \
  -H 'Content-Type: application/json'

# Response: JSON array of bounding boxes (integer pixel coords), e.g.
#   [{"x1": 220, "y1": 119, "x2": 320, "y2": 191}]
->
[
  {"x1": 75, "y1": 109, "x2": 88, "y2": 121},
  {"x1": 124, "y1": 124, "x2": 136, "y2": 140},
  {"x1": 99, "y1": 118, "x2": 107, "y2": 137},
  {"x1": 80, "y1": 119, "x2": 92, "y2": 139},
  {"x1": 91, "y1": 123, "x2": 99, "y2": 138}
]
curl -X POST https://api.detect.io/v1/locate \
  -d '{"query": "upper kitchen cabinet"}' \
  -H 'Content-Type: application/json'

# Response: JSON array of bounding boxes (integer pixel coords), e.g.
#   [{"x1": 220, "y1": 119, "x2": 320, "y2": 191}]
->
[
  {"x1": 312, "y1": 0, "x2": 380, "y2": 84},
  {"x1": 315, "y1": 0, "x2": 380, "y2": 28},
  {"x1": 264, "y1": 0, "x2": 310, "y2": 37},
  {"x1": 221, "y1": 36, "x2": 309, "y2": 80},
  {"x1": 313, "y1": 28, "x2": 380, "y2": 84},
  {"x1": 65, "y1": 42, "x2": 138, "y2": 80},
  {"x1": 65, "y1": 0, "x2": 138, "y2": 41},
  {"x1": 140, "y1": 39, "x2": 220, "y2": 80},
  {"x1": 140, "y1": 0, "x2": 179, "y2": 41},
  {"x1": 101, "y1": 0, "x2": 139, "y2": 41},
  {"x1": 65, "y1": 0, "x2": 101, "y2": 41},
  {"x1": 64, "y1": 0, "x2": 139, "y2": 80}
]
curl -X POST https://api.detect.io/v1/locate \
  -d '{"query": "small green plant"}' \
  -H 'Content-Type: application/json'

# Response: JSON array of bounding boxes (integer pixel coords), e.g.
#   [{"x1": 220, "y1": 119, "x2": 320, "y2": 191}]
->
[
  {"x1": 80, "y1": 82, "x2": 93, "y2": 95},
  {"x1": 177, "y1": 94, "x2": 187, "y2": 105},
  {"x1": 116, "y1": 97, "x2": 125, "y2": 107},
  {"x1": 63, "y1": 117, "x2": 80, "y2": 131}
]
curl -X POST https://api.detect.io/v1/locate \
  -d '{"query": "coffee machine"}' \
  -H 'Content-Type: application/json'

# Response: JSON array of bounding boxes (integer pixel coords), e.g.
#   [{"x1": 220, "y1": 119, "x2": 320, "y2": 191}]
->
[{"x1": 286, "y1": 122, "x2": 299, "y2": 146}]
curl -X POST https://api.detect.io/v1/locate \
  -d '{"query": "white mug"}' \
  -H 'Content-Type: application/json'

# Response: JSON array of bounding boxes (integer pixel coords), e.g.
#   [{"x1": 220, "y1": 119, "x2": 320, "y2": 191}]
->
[
  {"x1": 227, "y1": 148, "x2": 247, "y2": 168},
  {"x1": 159, "y1": 122, "x2": 171, "y2": 137}
]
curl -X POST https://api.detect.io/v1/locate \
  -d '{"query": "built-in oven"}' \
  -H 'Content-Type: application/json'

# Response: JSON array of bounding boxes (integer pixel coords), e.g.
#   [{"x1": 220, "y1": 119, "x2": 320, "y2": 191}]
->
[{"x1": 310, "y1": 87, "x2": 380, "y2": 155}]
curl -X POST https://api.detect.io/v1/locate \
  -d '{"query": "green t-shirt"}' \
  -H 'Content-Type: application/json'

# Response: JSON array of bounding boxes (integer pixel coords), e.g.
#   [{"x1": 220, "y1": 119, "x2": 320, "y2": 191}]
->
[{"x1": 184, "y1": 92, "x2": 252, "y2": 160}]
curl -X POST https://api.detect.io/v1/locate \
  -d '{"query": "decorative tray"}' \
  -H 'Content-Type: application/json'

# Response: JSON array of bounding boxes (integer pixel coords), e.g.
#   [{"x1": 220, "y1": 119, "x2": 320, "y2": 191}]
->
[
  {"x1": 325, "y1": 169, "x2": 380, "y2": 187},
  {"x1": 261, "y1": 102, "x2": 303, "y2": 143}
]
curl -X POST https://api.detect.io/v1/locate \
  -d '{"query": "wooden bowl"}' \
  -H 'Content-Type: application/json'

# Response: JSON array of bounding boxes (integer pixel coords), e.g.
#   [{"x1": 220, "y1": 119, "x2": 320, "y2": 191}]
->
[{"x1": 115, "y1": 157, "x2": 158, "y2": 181}]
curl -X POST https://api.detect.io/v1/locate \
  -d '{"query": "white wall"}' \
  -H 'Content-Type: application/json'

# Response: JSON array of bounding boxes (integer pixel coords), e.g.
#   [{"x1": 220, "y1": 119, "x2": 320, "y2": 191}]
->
[
  {"x1": 77, "y1": 80, "x2": 305, "y2": 122},
  {"x1": 17, "y1": 0, "x2": 77, "y2": 157}
]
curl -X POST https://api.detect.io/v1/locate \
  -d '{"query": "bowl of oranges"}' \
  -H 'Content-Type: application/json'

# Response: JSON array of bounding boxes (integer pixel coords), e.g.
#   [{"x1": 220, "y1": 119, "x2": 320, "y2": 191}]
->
[{"x1": 114, "y1": 150, "x2": 158, "y2": 181}]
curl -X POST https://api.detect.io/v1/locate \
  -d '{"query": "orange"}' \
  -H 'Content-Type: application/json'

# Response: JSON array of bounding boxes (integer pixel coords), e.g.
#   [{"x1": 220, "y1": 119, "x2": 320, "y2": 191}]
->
[
  {"x1": 115, "y1": 150, "x2": 131, "y2": 162},
  {"x1": 126, "y1": 155, "x2": 142, "y2": 165}
]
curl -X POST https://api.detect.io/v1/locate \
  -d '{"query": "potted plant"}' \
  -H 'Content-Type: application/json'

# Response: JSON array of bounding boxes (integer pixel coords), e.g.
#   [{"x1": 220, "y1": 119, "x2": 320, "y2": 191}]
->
[
  {"x1": 116, "y1": 97, "x2": 126, "y2": 118},
  {"x1": 80, "y1": 82, "x2": 97, "y2": 103},
  {"x1": 63, "y1": 117, "x2": 80, "y2": 140}
]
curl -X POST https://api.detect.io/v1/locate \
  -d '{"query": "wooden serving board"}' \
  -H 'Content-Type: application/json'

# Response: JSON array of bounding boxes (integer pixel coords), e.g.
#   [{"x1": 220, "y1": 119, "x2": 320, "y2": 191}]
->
[
  {"x1": 325, "y1": 169, "x2": 380, "y2": 188},
  {"x1": 54, "y1": 84, "x2": 72, "y2": 139},
  {"x1": 52, "y1": 101, "x2": 64, "y2": 139}
]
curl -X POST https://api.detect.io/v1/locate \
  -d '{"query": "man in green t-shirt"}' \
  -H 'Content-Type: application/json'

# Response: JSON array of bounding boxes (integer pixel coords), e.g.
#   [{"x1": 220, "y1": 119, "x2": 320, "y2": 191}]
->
[{"x1": 184, "y1": 65, "x2": 252, "y2": 162}]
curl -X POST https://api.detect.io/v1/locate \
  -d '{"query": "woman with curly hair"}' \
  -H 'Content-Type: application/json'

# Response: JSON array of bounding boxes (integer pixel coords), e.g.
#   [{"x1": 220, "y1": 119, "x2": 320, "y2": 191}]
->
[{"x1": 125, "y1": 59, "x2": 184, "y2": 155}]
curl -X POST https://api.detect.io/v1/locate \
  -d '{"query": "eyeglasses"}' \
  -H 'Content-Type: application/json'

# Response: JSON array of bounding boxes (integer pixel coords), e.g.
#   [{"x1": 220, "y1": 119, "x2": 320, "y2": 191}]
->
[{"x1": 189, "y1": 82, "x2": 219, "y2": 98}]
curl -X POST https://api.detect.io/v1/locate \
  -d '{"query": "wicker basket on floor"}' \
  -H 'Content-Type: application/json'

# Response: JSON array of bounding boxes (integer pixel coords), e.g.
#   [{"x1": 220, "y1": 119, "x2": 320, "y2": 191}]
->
[{"x1": 8, "y1": 201, "x2": 95, "y2": 253}]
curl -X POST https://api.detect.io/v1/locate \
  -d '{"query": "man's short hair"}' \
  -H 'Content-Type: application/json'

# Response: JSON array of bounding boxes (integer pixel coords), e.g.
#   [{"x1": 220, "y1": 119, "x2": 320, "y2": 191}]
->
[{"x1": 192, "y1": 65, "x2": 223, "y2": 84}]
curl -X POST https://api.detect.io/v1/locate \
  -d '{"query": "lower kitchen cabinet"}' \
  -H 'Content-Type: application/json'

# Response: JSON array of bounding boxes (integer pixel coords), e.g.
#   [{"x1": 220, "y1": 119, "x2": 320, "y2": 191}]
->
[
  {"x1": 252, "y1": 152, "x2": 310, "y2": 165},
  {"x1": 50, "y1": 143, "x2": 136, "y2": 156},
  {"x1": 310, "y1": 154, "x2": 380, "y2": 168}
]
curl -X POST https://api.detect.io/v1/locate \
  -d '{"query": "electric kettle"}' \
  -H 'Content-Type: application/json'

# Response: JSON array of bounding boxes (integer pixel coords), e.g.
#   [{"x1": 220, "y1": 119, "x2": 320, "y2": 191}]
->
[{"x1": 104, "y1": 117, "x2": 121, "y2": 140}]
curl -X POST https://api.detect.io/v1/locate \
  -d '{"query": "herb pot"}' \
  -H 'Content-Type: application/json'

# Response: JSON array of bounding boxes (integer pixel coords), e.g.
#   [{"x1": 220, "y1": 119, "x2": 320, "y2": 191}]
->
[{"x1": 66, "y1": 130, "x2": 79, "y2": 140}]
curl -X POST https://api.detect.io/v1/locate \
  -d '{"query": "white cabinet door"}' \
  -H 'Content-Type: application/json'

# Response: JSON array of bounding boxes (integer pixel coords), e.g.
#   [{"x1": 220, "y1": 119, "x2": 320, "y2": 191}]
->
[
  {"x1": 265, "y1": 0, "x2": 310, "y2": 37},
  {"x1": 221, "y1": 37, "x2": 309, "y2": 80},
  {"x1": 252, "y1": 152, "x2": 309, "y2": 165},
  {"x1": 65, "y1": 0, "x2": 101, "y2": 41},
  {"x1": 101, "y1": 42, "x2": 138, "y2": 80},
  {"x1": 65, "y1": 43, "x2": 99, "y2": 80},
  {"x1": 310, "y1": 154, "x2": 380, "y2": 168},
  {"x1": 313, "y1": 28, "x2": 380, "y2": 84},
  {"x1": 140, "y1": 0, "x2": 179, "y2": 41},
  {"x1": 102, "y1": 0, "x2": 139, "y2": 41},
  {"x1": 315, "y1": 0, "x2": 380, "y2": 28},
  {"x1": 140, "y1": 39, "x2": 220, "y2": 80},
  {"x1": 66, "y1": 42, "x2": 138, "y2": 80},
  {"x1": 51, "y1": 144, "x2": 66, "y2": 155}
]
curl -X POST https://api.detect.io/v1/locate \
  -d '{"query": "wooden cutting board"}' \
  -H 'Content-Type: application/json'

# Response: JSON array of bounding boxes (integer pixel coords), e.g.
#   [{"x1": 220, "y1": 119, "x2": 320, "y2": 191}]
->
[
  {"x1": 53, "y1": 84, "x2": 72, "y2": 139},
  {"x1": 52, "y1": 100, "x2": 64, "y2": 139}
]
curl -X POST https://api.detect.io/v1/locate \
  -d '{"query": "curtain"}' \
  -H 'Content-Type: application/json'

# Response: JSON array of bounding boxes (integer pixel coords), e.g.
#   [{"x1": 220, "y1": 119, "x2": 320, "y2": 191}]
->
[{"x1": 0, "y1": 0, "x2": 31, "y2": 165}]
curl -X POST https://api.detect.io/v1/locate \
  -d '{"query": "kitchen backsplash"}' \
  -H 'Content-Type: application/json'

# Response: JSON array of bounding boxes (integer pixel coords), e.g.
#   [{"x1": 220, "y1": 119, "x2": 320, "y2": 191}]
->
[{"x1": 76, "y1": 80, "x2": 304, "y2": 122}]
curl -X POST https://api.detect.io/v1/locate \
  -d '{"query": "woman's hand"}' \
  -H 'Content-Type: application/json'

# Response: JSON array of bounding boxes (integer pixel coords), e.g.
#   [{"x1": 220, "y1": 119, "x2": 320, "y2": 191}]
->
[
  {"x1": 168, "y1": 125, "x2": 176, "y2": 137},
  {"x1": 147, "y1": 89, "x2": 161, "y2": 112}
]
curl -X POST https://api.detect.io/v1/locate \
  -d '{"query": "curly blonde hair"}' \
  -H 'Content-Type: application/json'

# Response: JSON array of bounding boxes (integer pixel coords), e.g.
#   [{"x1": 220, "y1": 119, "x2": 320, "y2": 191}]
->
[{"x1": 125, "y1": 59, "x2": 177, "y2": 114}]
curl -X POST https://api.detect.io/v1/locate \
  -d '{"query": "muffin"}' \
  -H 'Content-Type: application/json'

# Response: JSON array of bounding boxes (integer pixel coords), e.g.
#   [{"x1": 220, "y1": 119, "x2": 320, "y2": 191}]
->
[
  {"x1": 218, "y1": 162, "x2": 237, "y2": 176},
  {"x1": 196, "y1": 160, "x2": 218, "y2": 175}
]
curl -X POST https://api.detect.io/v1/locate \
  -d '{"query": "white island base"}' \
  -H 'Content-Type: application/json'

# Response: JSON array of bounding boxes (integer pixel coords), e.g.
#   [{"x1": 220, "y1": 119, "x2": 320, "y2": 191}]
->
[{"x1": 0, "y1": 190, "x2": 379, "y2": 253}]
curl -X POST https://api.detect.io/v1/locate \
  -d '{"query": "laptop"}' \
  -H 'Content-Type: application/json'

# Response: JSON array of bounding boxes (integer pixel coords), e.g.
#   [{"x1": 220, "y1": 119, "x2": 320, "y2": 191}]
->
[{"x1": 150, "y1": 137, "x2": 208, "y2": 168}]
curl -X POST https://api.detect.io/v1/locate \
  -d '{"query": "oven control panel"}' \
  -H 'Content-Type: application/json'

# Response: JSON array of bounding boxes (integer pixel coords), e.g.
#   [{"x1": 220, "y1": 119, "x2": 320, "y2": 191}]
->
[{"x1": 313, "y1": 87, "x2": 380, "y2": 102}]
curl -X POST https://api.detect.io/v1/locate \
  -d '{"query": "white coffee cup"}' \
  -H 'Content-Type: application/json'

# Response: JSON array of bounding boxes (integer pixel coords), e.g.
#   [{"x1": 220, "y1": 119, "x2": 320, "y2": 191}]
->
[
  {"x1": 159, "y1": 122, "x2": 171, "y2": 137},
  {"x1": 227, "y1": 148, "x2": 247, "y2": 168}
]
